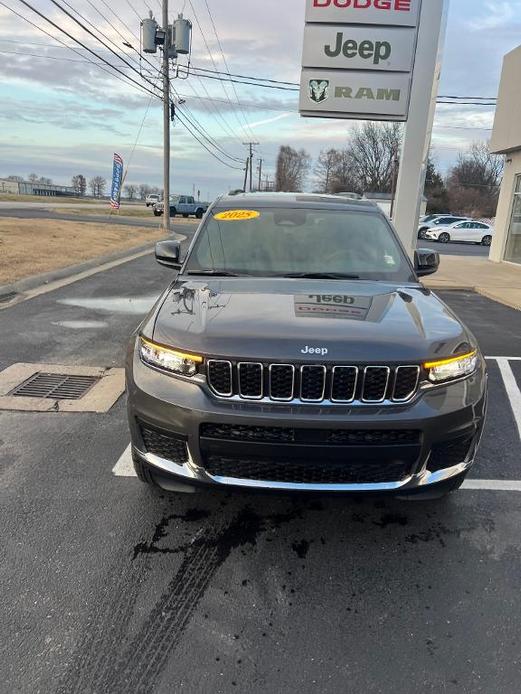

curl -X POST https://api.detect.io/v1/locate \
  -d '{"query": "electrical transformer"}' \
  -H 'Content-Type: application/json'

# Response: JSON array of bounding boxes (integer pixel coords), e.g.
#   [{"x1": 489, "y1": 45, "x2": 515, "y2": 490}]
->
[
  {"x1": 141, "y1": 17, "x2": 158, "y2": 54},
  {"x1": 174, "y1": 15, "x2": 192, "y2": 55}
]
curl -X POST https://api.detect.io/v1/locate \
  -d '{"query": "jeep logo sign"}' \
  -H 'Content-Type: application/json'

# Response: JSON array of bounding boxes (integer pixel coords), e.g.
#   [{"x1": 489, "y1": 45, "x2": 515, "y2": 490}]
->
[
  {"x1": 306, "y1": 0, "x2": 420, "y2": 26},
  {"x1": 300, "y1": 69, "x2": 411, "y2": 120},
  {"x1": 300, "y1": 0, "x2": 420, "y2": 121},
  {"x1": 302, "y1": 24, "x2": 416, "y2": 72}
]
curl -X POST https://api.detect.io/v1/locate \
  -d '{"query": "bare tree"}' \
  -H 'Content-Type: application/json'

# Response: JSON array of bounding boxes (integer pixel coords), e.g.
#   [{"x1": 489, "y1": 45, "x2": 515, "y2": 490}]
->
[
  {"x1": 330, "y1": 149, "x2": 361, "y2": 194},
  {"x1": 28, "y1": 173, "x2": 38, "y2": 183},
  {"x1": 7, "y1": 175, "x2": 23, "y2": 182},
  {"x1": 345, "y1": 122, "x2": 402, "y2": 193},
  {"x1": 71, "y1": 174, "x2": 87, "y2": 196},
  {"x1": 139, "y1": 183, "x2": 152, "y2": 200},
  {"x1": 125, "y1": 184, "x2": 137, "y2": 200},
  {"x1": 275, "y1": 146, "x2": 311, "y2": 192},
  {"x1": 89, "y1": 176, "x2": 107, "y2": 198},
  {"x1": 447, "y1": 142, "x2": 503, "y2": 217},
  {"x1": 38, "y1": 176, "x2": 53, "y2": 185},
  {"x1": 314, "y1": 149, "x2": 339, "y2": 193}
]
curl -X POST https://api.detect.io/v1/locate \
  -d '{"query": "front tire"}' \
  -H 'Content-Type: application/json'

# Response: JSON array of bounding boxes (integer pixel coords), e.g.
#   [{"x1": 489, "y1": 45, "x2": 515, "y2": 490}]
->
[
  {"x1": 153, "y1": 209, "x2": 161, "y2": 217},
  {"x1": 482, "y1": 235, "x2": 492, "y2": 246},
  {"x1": 418, "y1": 227, "x2": 428, "y2": 239},
  {"x1": 170, "y1": 207, "x2": 177, "y2": 218},
  {"x1": 438, "y1": 232, "x2": 450, "y2": 243},
  {"x1": 195, "y1": 209, "x2": 204, "y2": 219}
]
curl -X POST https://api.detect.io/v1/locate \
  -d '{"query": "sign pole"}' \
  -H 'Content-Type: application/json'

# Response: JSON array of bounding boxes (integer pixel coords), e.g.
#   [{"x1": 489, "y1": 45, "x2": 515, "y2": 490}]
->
[{"x1": 392, "y1": 0, "x2": 448, "y2": 256}]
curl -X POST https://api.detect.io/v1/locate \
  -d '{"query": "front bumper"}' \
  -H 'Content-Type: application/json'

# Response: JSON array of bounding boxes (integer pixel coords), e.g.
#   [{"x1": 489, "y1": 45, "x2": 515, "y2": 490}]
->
[{"x1": 126, "y1": 346, "x2": 488, "y2": 493}]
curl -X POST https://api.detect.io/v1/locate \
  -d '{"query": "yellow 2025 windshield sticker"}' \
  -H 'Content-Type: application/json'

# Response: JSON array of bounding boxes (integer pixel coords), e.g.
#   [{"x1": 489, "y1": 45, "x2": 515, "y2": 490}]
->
[{"x1": 214, "y1": 209, "x2": 260, "y2": 221}]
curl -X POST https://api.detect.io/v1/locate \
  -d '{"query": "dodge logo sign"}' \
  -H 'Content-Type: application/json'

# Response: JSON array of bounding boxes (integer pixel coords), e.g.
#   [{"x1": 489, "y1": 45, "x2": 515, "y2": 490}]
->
[{"x1": 309, "y1": 79, "x2": 330, "y2": 103}]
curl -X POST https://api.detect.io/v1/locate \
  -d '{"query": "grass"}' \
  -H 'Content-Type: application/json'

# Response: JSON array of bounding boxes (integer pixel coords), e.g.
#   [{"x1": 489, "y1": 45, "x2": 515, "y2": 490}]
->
[
  {"x1": 0, "y1": 217, "x2": 167, "y2": 285},
  {"x1": 51, "y1": 206, "x2": 155, "y2": 218}
]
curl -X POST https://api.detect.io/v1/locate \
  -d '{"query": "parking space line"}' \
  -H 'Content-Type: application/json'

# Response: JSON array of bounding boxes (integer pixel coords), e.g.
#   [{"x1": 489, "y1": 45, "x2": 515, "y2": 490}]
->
[
  {"x1": 495, "y1": 358, "x2": 521, "y2": 440},
  {"x1": 486, "y1": 356, "x2": 521, "y2": 361},
  {"x1": 112, "y1": 445, "x2": 134, "y2": 476}
]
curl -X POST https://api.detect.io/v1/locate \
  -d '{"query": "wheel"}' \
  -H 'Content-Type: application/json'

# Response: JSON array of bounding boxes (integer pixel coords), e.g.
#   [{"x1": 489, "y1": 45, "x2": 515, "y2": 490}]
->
[
  {"x1": 170, "y1": 207, "x2": 177, "y2": 218},
  {"x1": 397, "y1": 472, "x2": 468, "y2": 501},
  {"x1": 418, "y1": 227, "x2": 428, "y2": 239},
  {"x1": 182, "y1": 213, "x2": 189, "y2": 218},
  {"x1": 482, "y1": 235, "x2": 492, "y2": 246},
  {"x1": 438, "y1": 232, "x2": 450, "y2": 243},
  {"x1": 153, "y1": 209, "x2": 161, "y2": 217},
  {"x1": 195, "y1": 209, "x2": 204, "y2": 219}
]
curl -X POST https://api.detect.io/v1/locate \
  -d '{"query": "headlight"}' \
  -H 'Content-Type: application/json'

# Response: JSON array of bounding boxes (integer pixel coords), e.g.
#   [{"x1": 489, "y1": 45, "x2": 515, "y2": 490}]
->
[
  {"x1": 139, "y1": 336, "x2": 203, "y2": 377},
  {"x1": 424, "y1": 351, "x2": 478, "y2": 383}
]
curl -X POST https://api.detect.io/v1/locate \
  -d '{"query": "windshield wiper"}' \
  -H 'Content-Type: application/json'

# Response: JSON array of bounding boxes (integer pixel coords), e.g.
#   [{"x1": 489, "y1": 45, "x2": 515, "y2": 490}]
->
[
  {"x1": 187, "y1": 270, "x2": 242, "y2": 277},
  {"x1": 283, "y1": 272, "x2": 361, "y2": 280}
]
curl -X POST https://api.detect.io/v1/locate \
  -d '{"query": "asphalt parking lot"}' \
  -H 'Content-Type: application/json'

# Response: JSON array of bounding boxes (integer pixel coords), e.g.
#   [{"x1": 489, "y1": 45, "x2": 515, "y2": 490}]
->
[{"x1": 1, "y1": 244, "x2": 520, "y2": 693}]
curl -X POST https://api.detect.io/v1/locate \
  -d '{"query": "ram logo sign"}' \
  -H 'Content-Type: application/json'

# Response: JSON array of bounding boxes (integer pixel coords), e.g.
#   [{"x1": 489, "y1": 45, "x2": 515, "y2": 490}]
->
[
  {"x1": 300, "y1": 69, "x2": 411, "y2": 120},
  {"x1": 309, "y1": 79, "x2": 330, "y2": 103}
]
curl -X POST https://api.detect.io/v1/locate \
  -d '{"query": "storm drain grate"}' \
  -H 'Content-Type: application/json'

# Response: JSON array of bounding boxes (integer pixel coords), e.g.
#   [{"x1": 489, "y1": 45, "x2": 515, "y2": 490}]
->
[{"x1": 10, "y1": 372, "x2": 100, "y2": 400}]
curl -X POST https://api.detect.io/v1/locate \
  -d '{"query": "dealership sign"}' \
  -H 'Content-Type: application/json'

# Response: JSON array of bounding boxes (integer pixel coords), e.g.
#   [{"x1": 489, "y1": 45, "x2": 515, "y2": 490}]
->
[
  {"x1": 305, "y1": 0, "x2": 421, "y2": 26},
  {"x1": 301, "y1": 69, "x2": 410, "y2": 118},
  {"x1": 300, "y1": 0, "x2": 422, "y2": 120},
  {"x1": 302, "y1": 25, "x2": 417, "y2": 71}
]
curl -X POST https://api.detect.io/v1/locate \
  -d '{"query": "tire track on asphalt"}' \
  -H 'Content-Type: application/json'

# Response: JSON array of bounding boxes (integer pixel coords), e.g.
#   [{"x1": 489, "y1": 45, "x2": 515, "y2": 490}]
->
[
  {"x1": 99, "y1": 507, "x2": 264, "y2": 694},
  {"x1": 58, "y1": 503, "x2": 306, "y2": 694}
]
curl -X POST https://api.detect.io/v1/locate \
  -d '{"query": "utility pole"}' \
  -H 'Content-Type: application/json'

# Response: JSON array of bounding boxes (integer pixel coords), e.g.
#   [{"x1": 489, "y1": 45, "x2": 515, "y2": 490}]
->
[
  {"x1": 242, "y1": 158, "x2": 249, "y2": 192},
  {"x1": 243, "y1": 142, "x2": 259, "y2": 192},
  {"x1": 257, "y1": 158, "x2": 263, "y2": 192},
  {"x1": 142, "y1": 7, "x2": 191, "y2": 234},
  {"x1": 162, "y1": 0, "x2": 170, "y2": 234}
]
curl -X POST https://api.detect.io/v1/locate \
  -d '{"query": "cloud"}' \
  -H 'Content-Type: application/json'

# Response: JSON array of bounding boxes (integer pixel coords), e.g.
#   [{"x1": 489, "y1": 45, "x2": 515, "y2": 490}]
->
[{"x1": 469, "y1": 1, "x2": 517, "y2": 30}]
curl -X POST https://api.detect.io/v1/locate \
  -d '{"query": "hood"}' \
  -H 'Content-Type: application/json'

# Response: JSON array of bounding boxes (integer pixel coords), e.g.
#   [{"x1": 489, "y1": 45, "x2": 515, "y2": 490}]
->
[{"x1": 149, "y1": 278, "x2": 475, "y2": 363}]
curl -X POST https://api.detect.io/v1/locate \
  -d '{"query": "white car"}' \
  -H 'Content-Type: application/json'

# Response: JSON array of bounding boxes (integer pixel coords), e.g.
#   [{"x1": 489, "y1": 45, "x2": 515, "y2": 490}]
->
[
  {"x1": 425, "y1": 220, "x2": 494, "y2": 246},
  {"x1": 145, "y1": 194, "x2": 161, "y2": 207}
]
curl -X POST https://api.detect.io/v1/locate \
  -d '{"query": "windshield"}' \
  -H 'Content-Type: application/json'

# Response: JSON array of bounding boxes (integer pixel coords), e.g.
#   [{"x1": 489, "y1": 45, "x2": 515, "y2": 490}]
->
[{"x1": 184, "y1": 207, "x2": 415, "y2": 282}]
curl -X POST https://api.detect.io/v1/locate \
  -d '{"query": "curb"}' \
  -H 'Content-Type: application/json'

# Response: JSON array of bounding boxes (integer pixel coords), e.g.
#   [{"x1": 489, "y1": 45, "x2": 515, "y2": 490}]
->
[
  {"x1": 0, "y1": 233, "x2": 185, "y2": 301},
  {"x1": 0, "y1": 233, "x2": 186, "y2": 309}
]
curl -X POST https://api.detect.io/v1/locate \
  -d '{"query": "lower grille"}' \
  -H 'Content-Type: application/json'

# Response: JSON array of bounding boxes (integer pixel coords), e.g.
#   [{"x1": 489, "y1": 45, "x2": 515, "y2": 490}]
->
[
  {"x1": 140, "y1": 424, "x2": 189, "y2": 463},
  {"x1": 204, "y1": 456, "x2": 412, "y2": 485},
  {"x1": 201, "y1": 423, "x2": 420, "y2": 446},
  {"x1": 428, "y1": 435, "x2": 474, "y2": 472}
]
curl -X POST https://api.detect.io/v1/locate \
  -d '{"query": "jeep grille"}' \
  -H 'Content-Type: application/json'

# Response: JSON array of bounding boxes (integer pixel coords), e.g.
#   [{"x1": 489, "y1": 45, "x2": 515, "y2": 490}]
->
[{"x1": 206, "y1": 360, "x2": 420, "y2": 404}]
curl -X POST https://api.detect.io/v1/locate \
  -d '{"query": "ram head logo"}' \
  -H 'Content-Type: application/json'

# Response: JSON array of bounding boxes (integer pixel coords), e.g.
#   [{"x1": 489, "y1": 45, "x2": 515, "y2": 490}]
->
[{"x1": 309, "y1": 80, "x2": 330, "y2": 104}]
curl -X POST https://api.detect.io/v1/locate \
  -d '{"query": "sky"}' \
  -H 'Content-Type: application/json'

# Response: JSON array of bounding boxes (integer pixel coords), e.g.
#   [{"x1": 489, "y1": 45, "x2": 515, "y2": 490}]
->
[{"x1": 0, "y1": 0, "x2": 520, "y2": 198}]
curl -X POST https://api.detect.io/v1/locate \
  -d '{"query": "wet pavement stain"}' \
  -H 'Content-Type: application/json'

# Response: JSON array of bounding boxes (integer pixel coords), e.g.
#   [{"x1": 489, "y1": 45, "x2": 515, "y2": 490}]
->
[
  {"x1": 291, "y1": 539, "x2": 311, "y2": 559},
  {"x1": 373, "y1": 514, "x2": 409, "y2": 528}
]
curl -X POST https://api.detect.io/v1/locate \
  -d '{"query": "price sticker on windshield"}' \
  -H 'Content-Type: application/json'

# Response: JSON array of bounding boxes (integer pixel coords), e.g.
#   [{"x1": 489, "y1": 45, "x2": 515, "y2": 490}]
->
[{"x1": 214, "y1": 210, "x2": 260, "y2": 221}]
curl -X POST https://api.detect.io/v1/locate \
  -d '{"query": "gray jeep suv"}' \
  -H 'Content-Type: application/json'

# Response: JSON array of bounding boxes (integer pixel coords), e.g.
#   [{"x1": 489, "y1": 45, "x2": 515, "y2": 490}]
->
[{"x1": 126, "y1": 193, "x2": 487, "y2": 498}]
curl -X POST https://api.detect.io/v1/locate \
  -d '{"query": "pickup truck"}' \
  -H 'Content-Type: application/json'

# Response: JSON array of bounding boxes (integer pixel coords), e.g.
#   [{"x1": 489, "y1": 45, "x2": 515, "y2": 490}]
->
[{"x1": 153, "y1": 195, "x2": 208, "y2": 219}]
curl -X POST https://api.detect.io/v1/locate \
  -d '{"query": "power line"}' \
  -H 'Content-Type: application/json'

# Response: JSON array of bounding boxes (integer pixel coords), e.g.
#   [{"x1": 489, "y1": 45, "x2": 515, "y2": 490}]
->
[
  {"x1": 202, "y1": 0, "x2": 256, "y2": 139},
  {"x1": 60, "y1": 0, "x2": 144, "y2": 73},
  {"x1": 0, "y1": 0, "x2": 158, "y2": 97},
  {"x1": 186, "y1": 0, "x2": 252, "y2": 141},
  {"x1": 2, "y1": 1, "x2": 247, "y2": 171}
]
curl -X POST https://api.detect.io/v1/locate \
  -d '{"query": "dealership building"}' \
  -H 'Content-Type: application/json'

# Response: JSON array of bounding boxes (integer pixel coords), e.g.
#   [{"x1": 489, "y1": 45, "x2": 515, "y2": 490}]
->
[{"x1": 490, "y1": 44, "x2": 521, "y2": 266}]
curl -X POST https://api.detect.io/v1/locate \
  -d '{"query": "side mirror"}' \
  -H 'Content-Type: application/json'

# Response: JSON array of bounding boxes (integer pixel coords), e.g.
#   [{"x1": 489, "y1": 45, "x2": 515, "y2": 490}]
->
[
  {"x1": 155, "y1": 240, "x2": 181, "y2": 269},
  {"x1": 415, "y1": 248, "x2": 440, "y2": 278}
]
